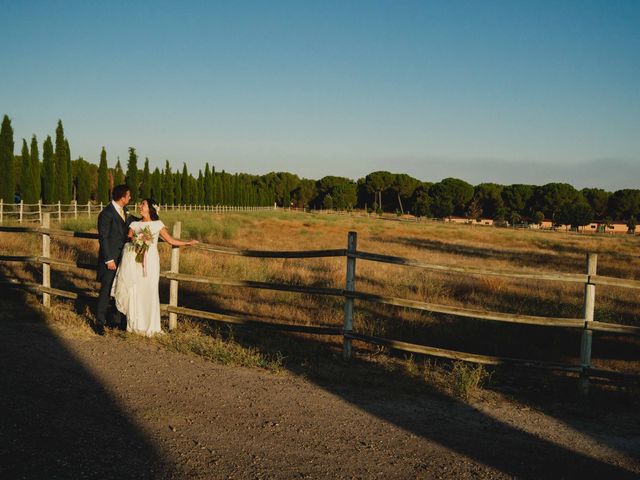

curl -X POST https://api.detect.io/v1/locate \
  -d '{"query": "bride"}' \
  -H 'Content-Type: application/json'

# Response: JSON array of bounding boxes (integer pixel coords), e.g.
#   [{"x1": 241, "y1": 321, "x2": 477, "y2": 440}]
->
[{"x1": 111, "y1": 198, "x2": 198, "y2": 336}]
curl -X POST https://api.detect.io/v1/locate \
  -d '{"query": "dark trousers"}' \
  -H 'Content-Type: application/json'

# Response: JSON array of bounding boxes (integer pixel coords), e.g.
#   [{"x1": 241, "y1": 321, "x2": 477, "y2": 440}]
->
[{"x1": 96, "y1": 270, "x2": 123, "y2": 327}]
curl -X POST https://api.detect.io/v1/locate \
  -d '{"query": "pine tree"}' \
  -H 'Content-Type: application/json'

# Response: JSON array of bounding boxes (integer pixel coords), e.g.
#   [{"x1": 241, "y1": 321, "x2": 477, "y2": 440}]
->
[
  {"x1": 30, "y1": 136, "x2": 41, "y2": 202},
  {"x1": 65, "y1": 139, "x2": 72, "y2": 200},
  {"x1": 114, "y1": 158, "x2": 125, "y2": 185},
  {"x1": 0, "y1": 115, "x2": 15, "y2": 202},
  {"x1": 97, "y1": 147, "x2": 109, "y2": 204},
  {"x1": 125, "y1": 147, "x2": 139, "y2": 202},
  {"x1": 162, "y1": 161, "x2": 174, "y2": 204},
  {"x1": 174, "y1": 171, "x2": 182, "y2": 204},
  {"x1": 76, "y1": 159, "x2": 92, "y2": 204},
  {"x1": 20, "y1": 139, "x2": 35, "y2": 203},
  {"x1": 283, "y1": 177, "x2": 290, "y2": 208},
  {"x1": 140, "y1": 157, "x2": 151, "y2": 199},
  {"x1": 180, "y1": 164, "x2": 190, "y2": 205},
  {"x1": 151, "y1": 167, "x2": 162, "y2": 202},
  {"x1": 55, "y1": 120, "x2": 69, "y2": 202},
  {"x1": 42, "y1": 136, "x2": 56, "y2": 203}
]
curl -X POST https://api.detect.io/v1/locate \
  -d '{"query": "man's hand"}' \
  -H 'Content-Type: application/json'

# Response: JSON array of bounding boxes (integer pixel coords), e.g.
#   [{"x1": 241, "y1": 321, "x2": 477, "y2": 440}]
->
[{"x1": 106, "y1": 260, "x2": 117, "y2": 271}]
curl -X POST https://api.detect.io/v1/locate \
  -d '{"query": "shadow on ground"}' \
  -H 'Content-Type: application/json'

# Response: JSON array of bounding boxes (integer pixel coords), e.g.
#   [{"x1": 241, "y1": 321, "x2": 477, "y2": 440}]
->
[
  {"x1": 178, "y1": 282, "x2": 640, "y2": 479},
  {"x1": 0, "y1": 266, "x2": 175, "y2": 480},
  {"x1": 3, "y1": 244, "x2": 639, "y2": 478}
]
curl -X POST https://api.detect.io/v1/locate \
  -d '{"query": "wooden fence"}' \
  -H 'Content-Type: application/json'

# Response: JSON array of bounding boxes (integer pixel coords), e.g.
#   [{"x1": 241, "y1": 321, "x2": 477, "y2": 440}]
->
[
  {"x1": 0, "y1": 200, "x2": 276, "y2": 224},
  {"x1": 1, "y1": 213, "x2": 640, "y2": 393}
]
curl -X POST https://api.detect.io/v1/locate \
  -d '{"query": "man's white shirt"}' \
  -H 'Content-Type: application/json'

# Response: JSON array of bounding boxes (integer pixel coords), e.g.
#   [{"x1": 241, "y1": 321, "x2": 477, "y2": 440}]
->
[{"x1": 105, "y1": 201, "x2": 126, "y2": 264}]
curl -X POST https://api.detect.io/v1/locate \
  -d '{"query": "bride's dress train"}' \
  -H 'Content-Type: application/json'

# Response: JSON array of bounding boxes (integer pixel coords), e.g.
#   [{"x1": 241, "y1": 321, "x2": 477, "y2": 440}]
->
[{"x1": 111, "y1": 220, "x2": 164, "y2": 336}]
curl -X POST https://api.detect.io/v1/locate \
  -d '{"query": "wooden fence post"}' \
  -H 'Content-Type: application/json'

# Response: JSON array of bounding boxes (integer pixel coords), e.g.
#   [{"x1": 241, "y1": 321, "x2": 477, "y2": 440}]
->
[
  {"x1": 38, "y1": 200, "x2": 42, "y2": 223},
  {"x1": 42, "y1": 213, "x2": 51, "y2": 307},
  {"x1": 19, "y1": 200, "x2": 23, "y2": 223},
  {"x1": 87, "y1": 201, "x2": 91, "y2": 218},
  {"x1": 169, "y1": 221, "x2": 182, "y2": 330},
  {"x1": 0, "y1": 199, "x2": 3, "y2": 224},
  {"x1": 579, "y1": 253, "x2": 597, "y2": 394},
  {"x1": 57, "y1": 201, "x2": 62, "y2": 222},
  {"x1": 343, "y1": 231, "x2": 357, "y2": 360},
  {"x1": 73, "y1": 200, "x2": 78, "y2": 219}
]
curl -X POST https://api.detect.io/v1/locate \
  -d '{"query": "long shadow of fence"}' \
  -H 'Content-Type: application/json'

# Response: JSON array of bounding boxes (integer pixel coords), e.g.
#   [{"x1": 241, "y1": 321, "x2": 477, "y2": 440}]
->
[
  {"x1": 174, "y1": 279, "x2": 640, "y2": 479},
  {"x1": 0, "y1": 265, "x2": 174, "y2": 480}
]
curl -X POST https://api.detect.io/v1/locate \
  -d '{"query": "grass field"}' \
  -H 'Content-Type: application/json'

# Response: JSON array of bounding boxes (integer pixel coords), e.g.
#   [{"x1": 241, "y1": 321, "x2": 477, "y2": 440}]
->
[{"x1": 2, "y1": 210, "x2": 639, "y2": 396}]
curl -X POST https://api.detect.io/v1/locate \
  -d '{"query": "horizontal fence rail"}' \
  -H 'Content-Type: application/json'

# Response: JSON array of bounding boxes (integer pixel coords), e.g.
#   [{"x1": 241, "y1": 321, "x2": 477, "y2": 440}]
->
[
  {"x1": 0, "y1": 200, "x2": 277, "y2": 225},
  {"x1": 1, "y1": 214, "x2": 640, "y2": 393},
  {"x1": 192, "y1": 243, "x2": 347, "y2": 258}
]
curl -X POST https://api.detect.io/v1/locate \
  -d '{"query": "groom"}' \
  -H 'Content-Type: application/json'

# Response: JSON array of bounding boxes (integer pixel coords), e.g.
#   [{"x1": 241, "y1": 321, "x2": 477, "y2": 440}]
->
[{"x1": 95, "y1": 184, "x2": 134, "y2": 335}]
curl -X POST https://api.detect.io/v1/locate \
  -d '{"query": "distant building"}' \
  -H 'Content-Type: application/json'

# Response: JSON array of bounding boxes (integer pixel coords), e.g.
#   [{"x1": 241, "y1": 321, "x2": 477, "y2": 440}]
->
[
  {"x1": 530, "y1": 219, "x2": 569, "y2": 230},
  {"x1": 443, "y1": 216, "x2": 495, "y2": 226},
  {"x1": 573, "y1": 221, "x2": 631, "y2": 234}
]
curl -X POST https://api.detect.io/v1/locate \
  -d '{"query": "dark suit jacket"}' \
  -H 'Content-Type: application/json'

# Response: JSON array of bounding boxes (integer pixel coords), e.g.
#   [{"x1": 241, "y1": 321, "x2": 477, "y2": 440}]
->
[{"x1": 97, "y1": 203, "x2": 135, "y2": 281}]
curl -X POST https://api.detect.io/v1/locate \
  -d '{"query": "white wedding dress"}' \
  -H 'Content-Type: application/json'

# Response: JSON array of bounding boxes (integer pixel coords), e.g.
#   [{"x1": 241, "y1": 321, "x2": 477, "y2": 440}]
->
[{"x1": 111, "y1": 220, "x2": 164, "y2": 336}]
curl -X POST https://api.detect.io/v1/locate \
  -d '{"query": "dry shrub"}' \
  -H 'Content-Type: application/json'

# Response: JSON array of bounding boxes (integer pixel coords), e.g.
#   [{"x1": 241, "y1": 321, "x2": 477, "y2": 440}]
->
[{"x1": 449, "y1": 361, "x2": 490, "y2": 400}]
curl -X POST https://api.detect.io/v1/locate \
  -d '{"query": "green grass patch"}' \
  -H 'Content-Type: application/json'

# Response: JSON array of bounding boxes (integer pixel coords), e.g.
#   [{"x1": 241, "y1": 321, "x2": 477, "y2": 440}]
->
[{"x1": 157, "y1": 321, "x2": 284, "y2": 372}]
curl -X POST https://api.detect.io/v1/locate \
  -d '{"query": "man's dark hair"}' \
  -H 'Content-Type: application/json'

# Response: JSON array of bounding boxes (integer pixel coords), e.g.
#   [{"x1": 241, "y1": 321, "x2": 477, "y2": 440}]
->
[{"x1": 112, "y1": 184, "x2": 130, "y2": 201}]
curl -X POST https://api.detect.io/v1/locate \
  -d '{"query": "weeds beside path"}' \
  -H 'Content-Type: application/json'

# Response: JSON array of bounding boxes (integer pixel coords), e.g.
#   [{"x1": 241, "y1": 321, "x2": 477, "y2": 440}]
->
[{"x1": 2, "y1": 295, "x2": 639, "y2": 479}]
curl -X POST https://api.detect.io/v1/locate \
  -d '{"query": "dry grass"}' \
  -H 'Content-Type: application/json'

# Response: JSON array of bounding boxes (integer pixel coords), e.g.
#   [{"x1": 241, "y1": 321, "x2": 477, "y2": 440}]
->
[{"x1": 2, "y1": 210, "x2": 640, "y2": 393}]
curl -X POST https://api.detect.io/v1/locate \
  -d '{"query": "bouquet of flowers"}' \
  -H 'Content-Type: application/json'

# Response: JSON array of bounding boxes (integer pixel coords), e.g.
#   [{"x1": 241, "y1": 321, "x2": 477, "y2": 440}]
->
[{"x1": 133, "y1": 226, "x2": 153, "y2": 276}]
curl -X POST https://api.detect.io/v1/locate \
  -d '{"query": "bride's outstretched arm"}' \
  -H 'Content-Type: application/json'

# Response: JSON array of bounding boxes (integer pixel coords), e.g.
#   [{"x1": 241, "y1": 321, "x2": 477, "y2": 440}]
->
[{"x1": 159, "y1": 227, "x2": 199, "y2": 247}]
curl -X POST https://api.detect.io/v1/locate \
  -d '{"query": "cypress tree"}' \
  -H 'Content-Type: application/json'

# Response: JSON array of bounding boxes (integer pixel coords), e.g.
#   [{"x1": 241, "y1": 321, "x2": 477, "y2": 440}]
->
[
  {"x1": 197, "y1": 170, "x2": 205, "y2": 205},
  {"x1": 114, "y1": 158, "x2": 125, "y2": 185},
  {"x1": 236, "y1": 177, "x2": 241, "y2": 206},
  {"x1": 77, "y1": 160, "x2": 92, "y2": 204},
  {"x1": 20, "y1": 139, "x2": 36, "y2": 203},
  {"x1": 162, "y1": 161, "x2": 174, "y2": 204},
  {"x1": 126, "y1": 147, "x2": 139, "y2": 202},
  {"x1": 204, "y1": 163, "x2": 212, "y2": 205},
  {"x1": 42, "y1": 136, "x2": 55, "y2": 203},
  {"x1": 55, "y1": 120, "x2": 69, "y2": 202},
  {"x1": 211, "y1": 165, "x2": 217, "y2": 205},
  {"x1": 186, "y1": 174, "x2": 193, "y2": 205},
  {"x1": 190, "y1": 175, "x2": 197, "y2": 205},
  {"x1": 30, "y1": 135, "x2": 41, "y2": 202},
  {"x1": 221, "y1": 171, "x2": 229, "y2": 204},
  {"x1": 0, "y1": 115, "x2": 15, "y2": 202},
  {"x1": 214, "y1": 170, "x2": 222, "y2": 205},
  {"x1": 180, "y1": 164, "x2": 190, "y2": 204},
  {"x1": 97, "y1": 147, "x2": 109, "y2": 204},
  {"x1": 174, "y1": 171, "x2": 182, "y2": 204},
  {"x1": 65, "y1": 139, "x2": 72, "y2": 200},
  {"x1": 151, "y1": 167, "x2": 162, "y2": 201},
  {"x1": 141, "y1": 157, "x2": 151, "y2": 199}
]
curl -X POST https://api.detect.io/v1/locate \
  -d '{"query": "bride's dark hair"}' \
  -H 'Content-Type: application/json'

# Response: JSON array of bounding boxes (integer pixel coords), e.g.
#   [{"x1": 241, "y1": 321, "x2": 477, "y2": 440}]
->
[{"x1": 143, "y1": 198, "x2": 160, "y2": 221}]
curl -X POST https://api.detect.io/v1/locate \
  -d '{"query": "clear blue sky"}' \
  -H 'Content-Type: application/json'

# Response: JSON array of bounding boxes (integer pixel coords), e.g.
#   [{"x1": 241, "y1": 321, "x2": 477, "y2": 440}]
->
[{"x1": 2, "y1": 0, "x2": 638, "y2": 189}]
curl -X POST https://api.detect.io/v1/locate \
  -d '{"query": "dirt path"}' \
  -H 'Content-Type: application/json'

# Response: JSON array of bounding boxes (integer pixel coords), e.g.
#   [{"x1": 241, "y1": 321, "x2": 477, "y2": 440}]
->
[{"x1": 1, "y1": 304, "x2": 639, "y2": 479}]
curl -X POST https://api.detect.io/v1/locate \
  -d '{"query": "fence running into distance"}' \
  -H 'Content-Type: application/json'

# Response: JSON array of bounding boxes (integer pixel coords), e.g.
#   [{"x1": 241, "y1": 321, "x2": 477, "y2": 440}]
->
[
  {"x1": 1, "y1": 213, "x2": 639, "y2": 394},
  {"x1": 0, "y1": 200, "x2": 276, "y2": 224}
]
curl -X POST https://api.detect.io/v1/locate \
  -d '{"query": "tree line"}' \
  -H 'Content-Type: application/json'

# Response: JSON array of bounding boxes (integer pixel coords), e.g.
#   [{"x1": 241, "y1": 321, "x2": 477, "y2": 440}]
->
[{"x1": 1, "y1": 115, "x2": 639, "y2": 229}]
